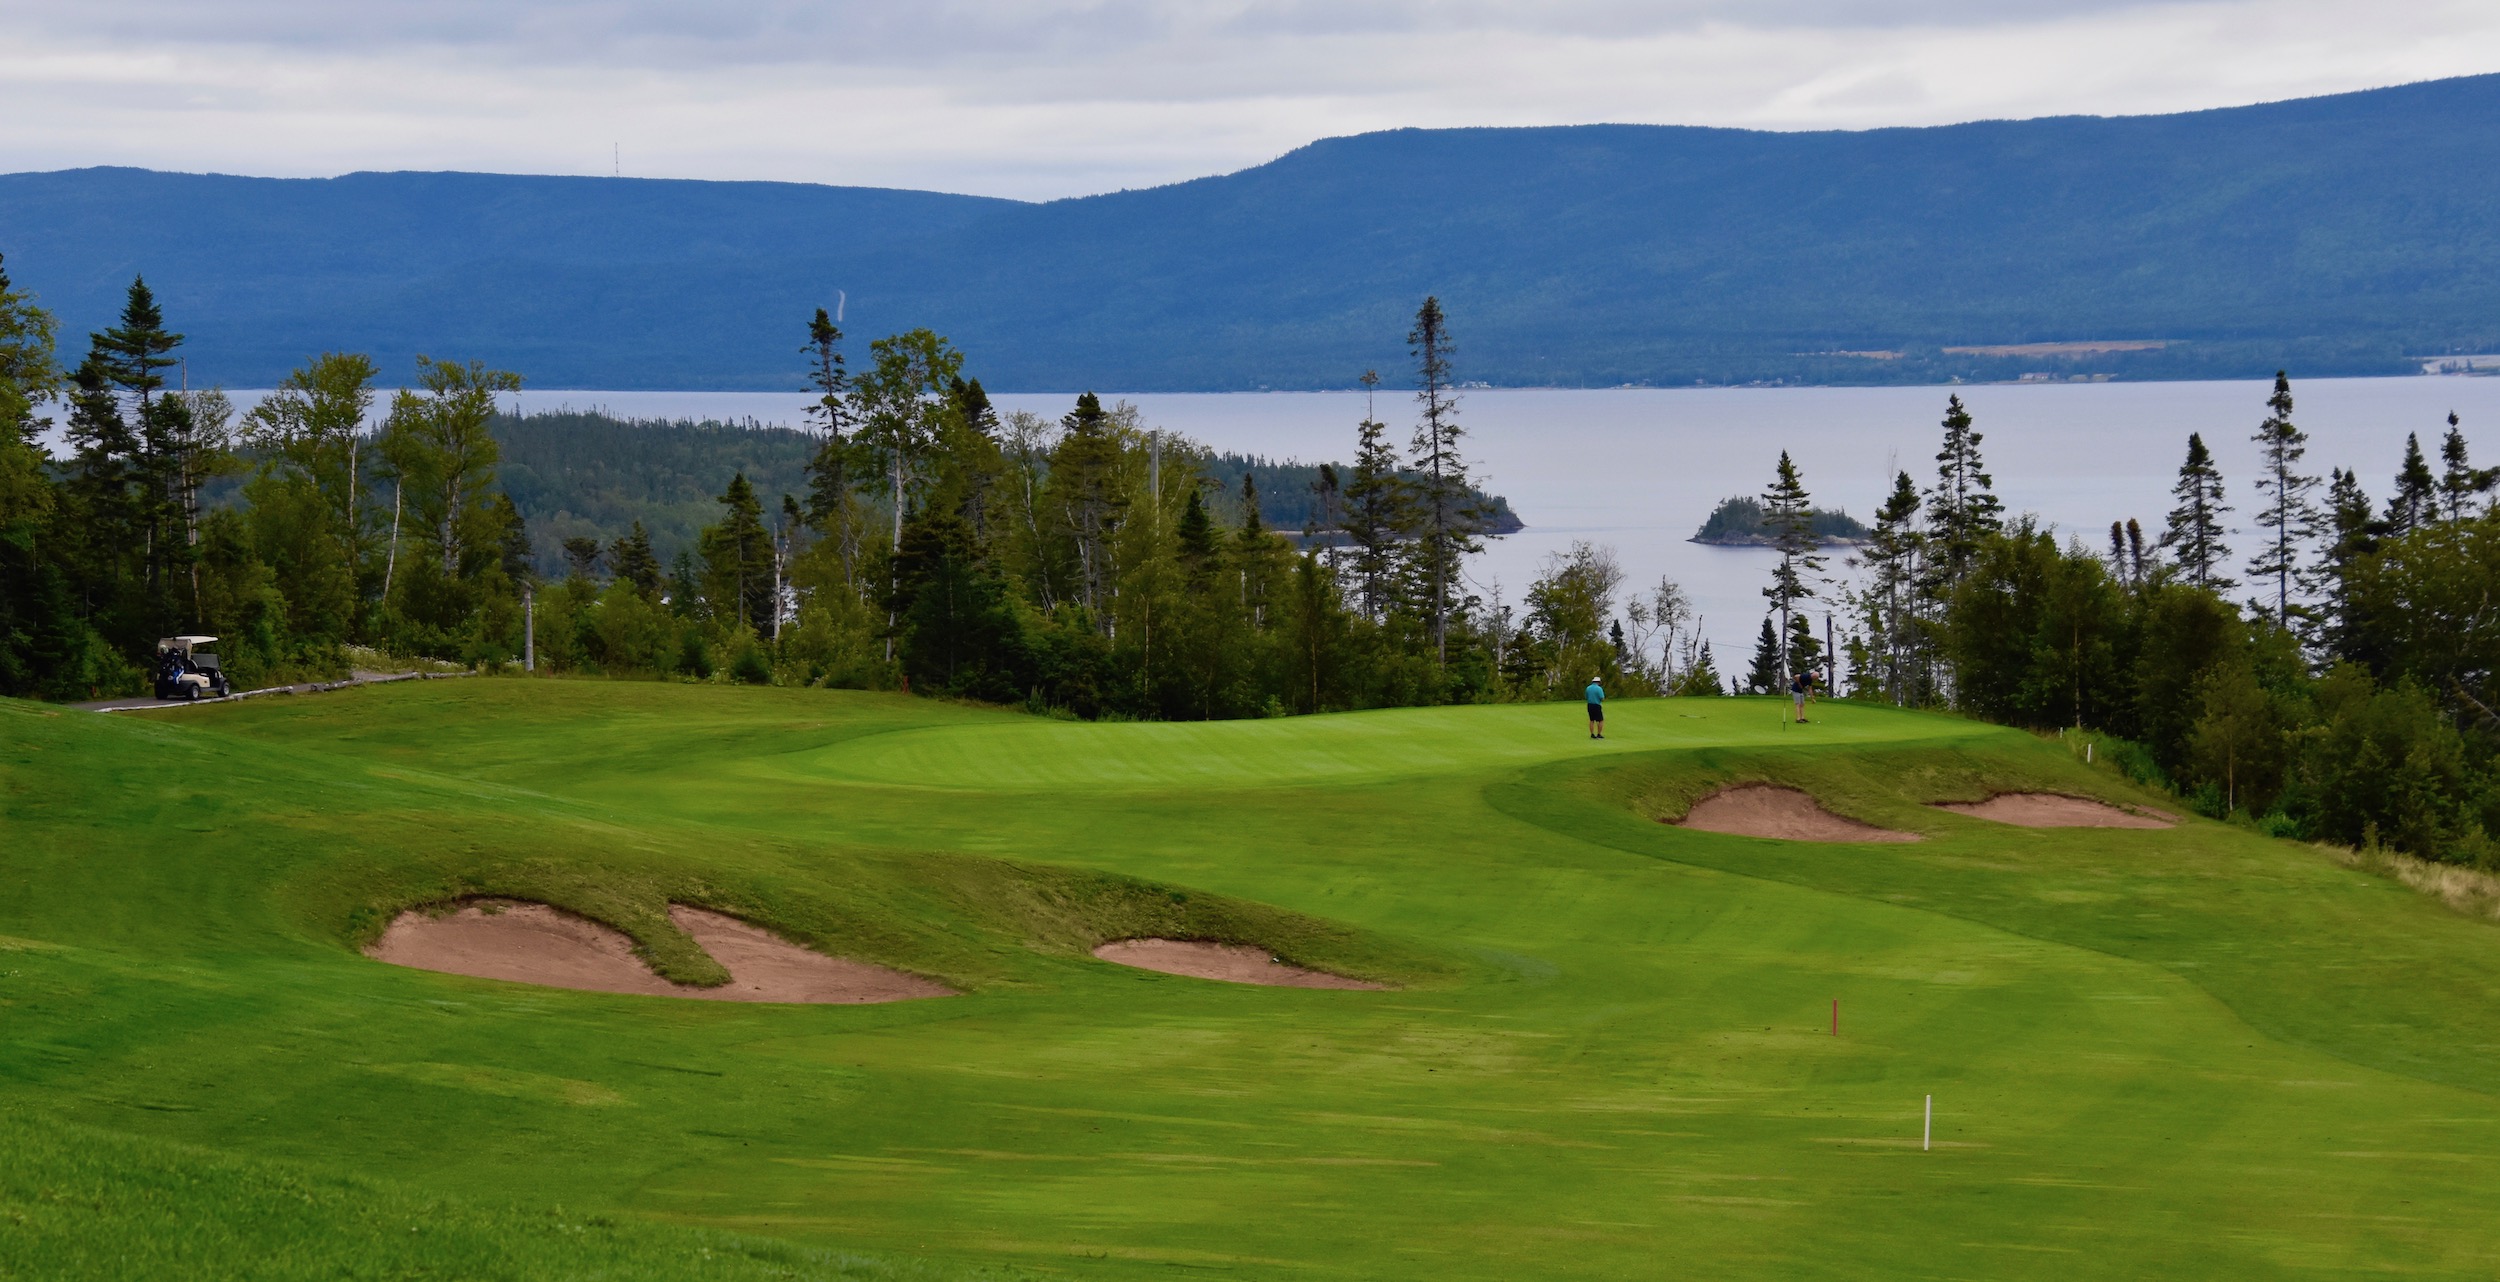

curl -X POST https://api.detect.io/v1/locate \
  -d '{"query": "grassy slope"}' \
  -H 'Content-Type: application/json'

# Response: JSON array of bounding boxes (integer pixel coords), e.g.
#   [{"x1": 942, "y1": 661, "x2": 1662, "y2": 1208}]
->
[{"x1": 5, "y1": 683, "x2": 2500, "y2": 1278}]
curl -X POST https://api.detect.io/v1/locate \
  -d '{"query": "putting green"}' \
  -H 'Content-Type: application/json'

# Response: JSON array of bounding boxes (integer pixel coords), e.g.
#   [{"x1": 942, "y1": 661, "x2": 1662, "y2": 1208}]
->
[{"x1": 4, "y1": 682, "x2": 2498, "y2": 1280}]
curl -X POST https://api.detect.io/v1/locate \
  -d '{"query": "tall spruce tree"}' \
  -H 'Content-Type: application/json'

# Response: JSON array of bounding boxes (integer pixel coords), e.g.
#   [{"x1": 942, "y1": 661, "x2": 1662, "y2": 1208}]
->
[
  {"x1": 1744, "y1": 615, "x2": 1784, "y2": 694},
  {"x1": 1046, "y1": 391, "x2": 1128, "y2": 626},
  {"x1": 2160, "y1": 432, "x2": 2233, "y2": 590},
  {"x1": 608, "y1": 521, "x2": 662, "y2": 600},
  {"x1": 1342, "y1": 374, "x2": 1409, "y2": 623},
  {"x1": 2312, "y1": 467, "x2": 2378, "y2": 658},
  {"x1": 1852, "y1": 470, "x2": 1925, "y2": 703},
  {"x1": 1759, "y1": 451, "x2": 1822, "y2": 673},
  {"x1": 2437, "y1": 412, "x2": 2493, "y2": 520},
  {"x1": 1925, "y1": 394, "x2": 2002, "y2": 590},
  {"x1": 91, "y1": 276, "x2": 181, "y2": 413},
  {"x1": 1785, "y1": 612, "x2": 1824, "y2": 683},
  {"x1": 1175, "y1": 485, "x2": 1218, "y2": 579},
  {"x1": 1406, "y1": 298, "x2": 1476, "y2": 664},
  {"x1": 700, "y1": 472, "x2": 774, "y2": 634},
  {"x1": 2247, "y1": 371, "x2": 2321, "y2": 625},
  {"x1": 2386, "y1": 432, "x2": 2437, "y2": 537}
]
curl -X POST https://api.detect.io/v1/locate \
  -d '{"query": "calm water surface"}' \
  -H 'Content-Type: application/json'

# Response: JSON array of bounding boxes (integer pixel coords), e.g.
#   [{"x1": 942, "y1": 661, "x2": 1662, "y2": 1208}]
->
[{"x1": 517, "y1": 378, "x2": 2500, "y2": 666}]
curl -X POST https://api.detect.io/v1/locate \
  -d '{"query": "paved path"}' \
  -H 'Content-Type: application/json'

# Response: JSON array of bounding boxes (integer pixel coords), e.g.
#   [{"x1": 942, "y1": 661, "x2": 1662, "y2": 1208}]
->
[{"x1": 72, "y1": 669, "x2": 469, "y2": 714}]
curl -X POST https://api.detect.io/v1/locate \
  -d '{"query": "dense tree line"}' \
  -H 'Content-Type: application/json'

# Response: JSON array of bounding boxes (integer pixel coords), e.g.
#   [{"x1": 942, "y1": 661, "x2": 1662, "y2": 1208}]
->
[
  {"x1": 1737, "y1": 376, "x2": 2500, "y2": 865},
  {"x1": 0, "y1": 274, "x2": 1564, "y2": 716},
  {"x1": 0, "y1": 261, "x2": 542, "y2": 694}
]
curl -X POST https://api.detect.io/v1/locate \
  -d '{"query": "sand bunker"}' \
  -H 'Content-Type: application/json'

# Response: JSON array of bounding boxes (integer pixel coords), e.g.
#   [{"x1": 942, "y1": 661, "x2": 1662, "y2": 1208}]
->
[
  {"x1": 1675, "y1": 785, "x2": 1921, "y2": 843},
  {"x1": 367, "y1": 899, "x2": 952, "y2": 1003},
  {"x1": 1930, "y1": 793, "x2": 2174, "y2": 829},
  {"x1": 1092, "y1": 939, "x2": 1385, "y2": 990}
]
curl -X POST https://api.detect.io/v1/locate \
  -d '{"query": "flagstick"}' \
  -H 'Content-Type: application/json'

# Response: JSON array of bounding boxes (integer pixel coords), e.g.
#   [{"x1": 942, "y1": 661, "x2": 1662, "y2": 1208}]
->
[{"x1": 1923, "y1": 1095, "x2": 1932, "y2": 1152}]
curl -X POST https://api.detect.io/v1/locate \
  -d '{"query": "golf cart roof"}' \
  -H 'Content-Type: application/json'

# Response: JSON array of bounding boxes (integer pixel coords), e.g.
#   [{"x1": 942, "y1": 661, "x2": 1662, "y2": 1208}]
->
[{"x1": 158, "y1": 635, "x2": 218, "y2": 650}]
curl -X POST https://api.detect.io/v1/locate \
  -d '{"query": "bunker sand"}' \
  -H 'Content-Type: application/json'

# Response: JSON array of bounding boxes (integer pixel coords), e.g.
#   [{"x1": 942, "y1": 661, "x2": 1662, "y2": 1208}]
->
[
  {"x1": 1676, "y1": 785, "x2": 1921, "y2": 843},
  {"x1": 1931, "y1": 793, "x2": 2174, "y2": 828},
  {"x1": 1093, "y1": 939, "x2": 1386, "y2": 989},
  {"x1": 368, "y1": 900, "x2": 952, "y2": 1003}
]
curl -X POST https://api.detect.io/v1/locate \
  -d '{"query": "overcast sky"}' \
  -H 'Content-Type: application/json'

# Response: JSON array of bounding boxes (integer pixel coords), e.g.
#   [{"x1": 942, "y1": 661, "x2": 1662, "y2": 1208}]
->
[{"x1": 4, "y1": 1, "x2": 2496, "y2": 201}]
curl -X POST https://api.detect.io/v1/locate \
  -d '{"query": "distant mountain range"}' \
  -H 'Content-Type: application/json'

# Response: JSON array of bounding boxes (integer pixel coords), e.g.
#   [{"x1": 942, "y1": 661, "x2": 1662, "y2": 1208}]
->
[{"x1": 6, "y1": 75, "x2": 2500, "y2": 392}]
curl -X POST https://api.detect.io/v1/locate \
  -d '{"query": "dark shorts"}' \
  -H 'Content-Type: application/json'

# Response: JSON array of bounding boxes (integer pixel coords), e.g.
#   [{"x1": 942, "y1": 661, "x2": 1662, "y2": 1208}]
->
[{"x1": 1587, "y1": 702, "x2": 1604, "y2": 721}]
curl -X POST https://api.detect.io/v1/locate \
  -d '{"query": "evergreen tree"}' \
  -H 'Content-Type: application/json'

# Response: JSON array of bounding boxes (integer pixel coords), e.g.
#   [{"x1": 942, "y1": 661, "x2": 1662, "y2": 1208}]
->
[
  {"x1": 2311, "y1": 468, "x2": 2377, "y2": 659},
  {"x1": 1233, "y1": 474, "x2": 1290, "y2": 631},
  {"x1": 1678, "y1": 639, "x2": 1724, "y2": 697},
  {"x1": 1851, "y1": 470, "x2": 1924, "y2": 703},
  {"x1": 2386, "y1": 432, "x2": 2437, "y2": 537},
  {"x1": 1406, "y1": 297, "x2": 1477, "y2": 664},
  {"x1": 942, "y1": 375, "x2": 1005, "y2": 554},
  {"x1": 667, "y1": 551, "x2": 703, "y2": 618},
  {"x1": 608, "y1": 521, "x2": 663, "y2": 600},
  {"x1": 800, "y1": 307, "x2": 849, "y2": 437},
  {"x1": 491, "y1": 493, "x2": 532, "y2": 585},
  {"x1": 1745, "y1": 615, "x2": 1784, "y2": 694},
  {"x1": 1341, "y1": 375, "x2": 1409, "y2": 623},
  {"x1": 700, "y1": 472, "x2": 775, "y2": 634},
  {"x1": 1045, "y1": 391, "x2": 1129, "y2": 625},
  {"x1": 798, "y1": 309, "x2": 865, "y2": 593},
  {"x1": 84, "y1": 280, "x2": 194, "y2": 629},
  {"x1": 2247, "y1": 371, "x2": 2321, "y2": 626},
  {"x1": 562, "y1": 537, "x2": 603, "y2": 580},
  {"x1": 1925, "y1": 394, "x2": 2002, "y2": 589},
  {"x1": 1759, "y1": 450, "x2": 1822, "y2": 673},
  {"x1": 90, "y1": 276, "x2": 182, "y2": 412},
  {"x1": 1307, "y1": 462, "x2": 1342, "y2": 541},
  {"x1": 1175, "y1": 485, "x2": 1218, "y2": 577},
  {"x1": 2160, "y1": 432, "x2": 2233, "y2": 590},
  {"x1": 1785, "y1": 612, "x2": 1824, "y2": 683},
  {"x1": 2437, "y1": 412, "x2": 2494, "y2": 520}
]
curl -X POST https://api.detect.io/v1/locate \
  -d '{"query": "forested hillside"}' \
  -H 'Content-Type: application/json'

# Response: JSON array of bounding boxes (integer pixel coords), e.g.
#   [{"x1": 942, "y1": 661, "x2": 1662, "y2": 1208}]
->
[
  {"x1": 6, "y1": 76, "x2": 2500, "y2": 389},
  {"x1": 489, "y1": 413, "x2": 1520, "y2": 578}
]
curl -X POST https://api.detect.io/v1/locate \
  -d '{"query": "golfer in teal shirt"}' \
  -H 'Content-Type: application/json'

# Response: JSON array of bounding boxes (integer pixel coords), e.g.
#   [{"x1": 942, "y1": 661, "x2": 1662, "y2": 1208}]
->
[{"x1": 1585, "y1": 679, "x2": 1605, "y2": 739}]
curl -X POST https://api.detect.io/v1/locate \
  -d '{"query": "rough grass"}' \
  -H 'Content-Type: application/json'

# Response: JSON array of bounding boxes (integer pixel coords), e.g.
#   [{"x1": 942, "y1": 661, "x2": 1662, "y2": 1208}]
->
[{"x1": 2333, "y1": 842, "x2": 2500, "y2": 924}]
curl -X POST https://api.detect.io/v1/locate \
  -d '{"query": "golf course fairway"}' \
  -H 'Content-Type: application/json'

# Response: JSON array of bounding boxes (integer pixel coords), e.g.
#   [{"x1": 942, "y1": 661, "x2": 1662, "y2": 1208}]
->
[{"x1": 6, "y1": 681, "x2": 2500, "y2": 1279}]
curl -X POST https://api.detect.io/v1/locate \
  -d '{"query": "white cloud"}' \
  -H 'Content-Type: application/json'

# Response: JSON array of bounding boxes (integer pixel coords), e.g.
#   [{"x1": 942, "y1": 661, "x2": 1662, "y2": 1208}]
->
[{"x1": 0, "y1": 0, "x2": 2495, "y2": 198}]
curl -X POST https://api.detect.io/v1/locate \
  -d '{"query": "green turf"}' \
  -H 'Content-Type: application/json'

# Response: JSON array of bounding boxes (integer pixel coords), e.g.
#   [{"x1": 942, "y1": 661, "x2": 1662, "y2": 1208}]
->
[{"x1": 6, "y1": 681, "x2": 2500, "y2": 1279}]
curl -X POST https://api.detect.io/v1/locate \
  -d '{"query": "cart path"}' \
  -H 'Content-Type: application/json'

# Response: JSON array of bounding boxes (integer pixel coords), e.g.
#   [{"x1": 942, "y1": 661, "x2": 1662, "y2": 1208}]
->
[{"x1": 72, "y1": 669, "x2": 469, "y2": 713}]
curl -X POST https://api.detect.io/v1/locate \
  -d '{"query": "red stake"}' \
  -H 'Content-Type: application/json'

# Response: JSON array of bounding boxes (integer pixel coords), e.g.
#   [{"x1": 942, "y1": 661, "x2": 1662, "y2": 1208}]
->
[{"x1": 1832, "y1": 998, "x2": 1839, "y2": 1036}]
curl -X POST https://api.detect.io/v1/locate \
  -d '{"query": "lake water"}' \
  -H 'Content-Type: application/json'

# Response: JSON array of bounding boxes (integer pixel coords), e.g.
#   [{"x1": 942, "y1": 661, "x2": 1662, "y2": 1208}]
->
[{"x1": 510, "y1": 377, "x2": 2500, "y2": 668}]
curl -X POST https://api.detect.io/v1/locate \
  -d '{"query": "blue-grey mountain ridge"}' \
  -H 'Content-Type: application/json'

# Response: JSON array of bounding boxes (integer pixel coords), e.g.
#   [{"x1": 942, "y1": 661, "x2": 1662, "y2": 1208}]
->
[{"x1": 4, "y1": 74, "x2": 2498, "y2": 392}]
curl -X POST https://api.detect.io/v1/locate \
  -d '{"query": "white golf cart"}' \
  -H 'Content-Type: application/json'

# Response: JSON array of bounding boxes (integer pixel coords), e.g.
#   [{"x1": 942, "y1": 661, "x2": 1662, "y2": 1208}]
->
[{"x1": 153, "y1": 636, "x2": 232, "y2": 701}]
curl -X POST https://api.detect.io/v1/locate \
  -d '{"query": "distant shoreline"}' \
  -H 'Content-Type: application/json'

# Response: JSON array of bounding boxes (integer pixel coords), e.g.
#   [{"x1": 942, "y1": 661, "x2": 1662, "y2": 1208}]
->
[{"x1": 1689, "y1": 534, "x2": 1868, "y2": 548}]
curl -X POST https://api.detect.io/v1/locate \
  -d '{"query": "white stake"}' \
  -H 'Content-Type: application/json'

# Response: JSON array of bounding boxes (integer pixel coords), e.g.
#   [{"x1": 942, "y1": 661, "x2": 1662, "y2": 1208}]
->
[{"x1": 1923, "y1": 1095, "x2": 1932, "y2": 1151}]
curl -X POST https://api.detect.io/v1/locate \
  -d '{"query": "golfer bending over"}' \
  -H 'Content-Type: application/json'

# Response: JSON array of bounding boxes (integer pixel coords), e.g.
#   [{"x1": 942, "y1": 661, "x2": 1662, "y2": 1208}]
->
[
  {"x1": 1789, "y1": 668, "x2": 1816, "y2": 723},
  {"x1": 1585, "y1": 678, "x2": 1606, "y2": 740}
]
